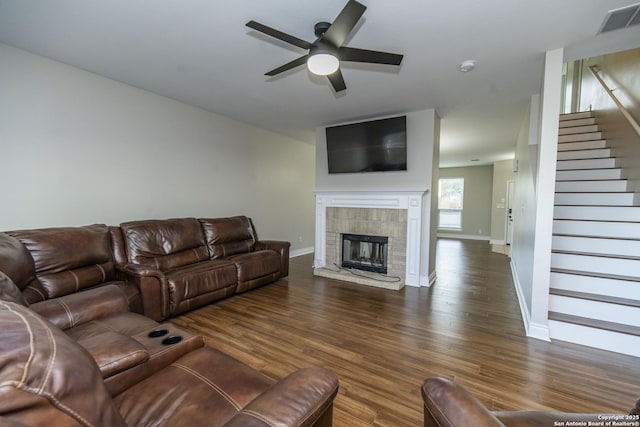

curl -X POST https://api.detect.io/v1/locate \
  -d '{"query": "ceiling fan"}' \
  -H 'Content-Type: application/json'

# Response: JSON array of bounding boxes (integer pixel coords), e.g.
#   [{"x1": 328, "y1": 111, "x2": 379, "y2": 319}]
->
[{"x1": 246, "y1": 0, "x2": 404, "y2": 92}]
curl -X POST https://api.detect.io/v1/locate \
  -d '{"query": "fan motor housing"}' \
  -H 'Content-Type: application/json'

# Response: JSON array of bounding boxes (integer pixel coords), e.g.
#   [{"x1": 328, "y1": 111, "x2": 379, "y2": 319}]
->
[{"x1": 314, "y1": 21, "x2": 332, "y2": 38}]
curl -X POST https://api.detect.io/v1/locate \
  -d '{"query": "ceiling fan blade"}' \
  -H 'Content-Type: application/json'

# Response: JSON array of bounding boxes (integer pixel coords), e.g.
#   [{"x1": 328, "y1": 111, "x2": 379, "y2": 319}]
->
[
  {"x1": 323, "y1": 0, "x2": 366, "y2": 47},
  {"x1": 265, "y1": 55, "x2": 309, "y2": 76},
  {"x1": 246, "y1": 20, "x2": 312, "y2": 50},
  {"x1": 327, "y1": 68, "x2": 347, "y2": 92},
  {"x1": 339, "y1": 46, "x2": 403, "y2": 65}
]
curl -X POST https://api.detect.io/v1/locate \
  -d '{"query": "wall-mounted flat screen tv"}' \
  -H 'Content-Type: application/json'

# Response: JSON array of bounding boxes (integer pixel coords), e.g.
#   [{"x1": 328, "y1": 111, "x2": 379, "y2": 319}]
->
[{"x1": 326, "y1": 115, "x2": 407, "y2": 174}]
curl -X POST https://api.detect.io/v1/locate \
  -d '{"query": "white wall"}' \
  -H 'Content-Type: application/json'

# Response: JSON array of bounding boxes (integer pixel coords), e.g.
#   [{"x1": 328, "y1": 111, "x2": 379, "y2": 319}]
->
[
  {"x1": 314, "y1": 110, "x2": 435, "y2": 192},
  {"x1": 0, "y1": 43, "x2": 316, "y2": 253},
  {"x1": 510, "y1": 50, "x2": 562, "y2": 342},
  {"x1": 581, "y1": 48, "x2": 640, "y2": 194},
  {"x1": 510, "y1": 95, "x2": 539, "y2": 318}
]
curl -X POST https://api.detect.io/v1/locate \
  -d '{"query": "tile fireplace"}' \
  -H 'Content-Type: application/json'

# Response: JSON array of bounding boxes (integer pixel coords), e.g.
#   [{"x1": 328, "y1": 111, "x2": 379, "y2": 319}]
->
[{"x1": 314, "y1": 191, "x2": 431, "y2": 289}]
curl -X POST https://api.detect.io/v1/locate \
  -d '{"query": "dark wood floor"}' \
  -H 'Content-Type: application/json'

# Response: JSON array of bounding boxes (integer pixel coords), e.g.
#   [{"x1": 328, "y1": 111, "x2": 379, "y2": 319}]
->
[{"x1": 169, "y1": 238, "x2": 640, "y2": 426}]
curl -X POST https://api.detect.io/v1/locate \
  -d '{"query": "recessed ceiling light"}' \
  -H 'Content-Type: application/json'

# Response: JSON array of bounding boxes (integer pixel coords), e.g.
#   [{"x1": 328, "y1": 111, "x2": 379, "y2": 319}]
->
[{"x1": 459, "y1": 60, "x2": 476, "y2": 72}]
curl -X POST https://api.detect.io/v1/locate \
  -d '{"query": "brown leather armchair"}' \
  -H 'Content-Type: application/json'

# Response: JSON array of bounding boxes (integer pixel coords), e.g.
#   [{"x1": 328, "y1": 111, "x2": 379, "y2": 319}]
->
[
  {"x1": 422, "y1": 377, "x2": 640, "y2": 427},
  {"x1": 0, "y1": 286, "x2": 339, "y2": 426}
]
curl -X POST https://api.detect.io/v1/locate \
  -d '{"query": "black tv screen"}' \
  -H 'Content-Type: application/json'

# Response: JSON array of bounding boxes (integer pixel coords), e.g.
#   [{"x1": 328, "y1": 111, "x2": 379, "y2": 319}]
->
[{"x1": 326, "y1": 116, "x2": 407, "y2": 174}]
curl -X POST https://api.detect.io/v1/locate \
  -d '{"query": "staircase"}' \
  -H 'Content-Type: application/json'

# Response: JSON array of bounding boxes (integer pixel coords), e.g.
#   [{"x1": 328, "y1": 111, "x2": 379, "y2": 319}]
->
[{"x1": 548, "y1": 111, "x2": 640, "y2": 357}]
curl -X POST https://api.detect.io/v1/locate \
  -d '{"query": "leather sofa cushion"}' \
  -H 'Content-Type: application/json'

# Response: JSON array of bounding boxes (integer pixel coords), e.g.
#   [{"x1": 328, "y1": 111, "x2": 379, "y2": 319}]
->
[
  {"x1": 65, "y1": 312, "x2": 161, "y2": 342},
  {"x1": 7, "y1": 225, "x2": 117, "y2": 303},
  {"x1": 199, "y1": 216, "x2": 256, "y2": 259},
  {"x1": 29, "y1": 284, "x2": 131, "y2": 330},
  {"x1": 0, "y1": 300, "x2": 126, "y2": 426},
  {"x1": 76, "y1": 331, "x2": 149, "y2": 379},
  {"x1": 114, "y1": 346, "x2": 273, "y2": 426},
  {"x1": 121, "y1": 218, "x2": 209, "y2": 270},
  {"x1": 225, "y1": 250, "x2": 280, "y2": 283},
  {"x1": 165, "y1": 259, "x2": 237, "y2": 300}
]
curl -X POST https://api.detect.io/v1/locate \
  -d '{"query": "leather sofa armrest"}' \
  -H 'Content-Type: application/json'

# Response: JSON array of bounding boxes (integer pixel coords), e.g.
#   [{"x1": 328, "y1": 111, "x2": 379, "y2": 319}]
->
[
  {"x1": 255, "y1": 240, "x2": 290, "y2": 278},
  {"x1": 223, "y1": 367, "x2": 338, "y2": 427},
  {"x1": 117, "y1": 264, "x2": 169, "y2": 321},
  {"x1": 75, "y1": 330, "x2": 149, "y2": 379},
  {"x1": 29, "y1": 284, "x2": 130, "y2": 330},
  {"x1": 422, "y1": 377, "x2": 505, "y2": 427}
]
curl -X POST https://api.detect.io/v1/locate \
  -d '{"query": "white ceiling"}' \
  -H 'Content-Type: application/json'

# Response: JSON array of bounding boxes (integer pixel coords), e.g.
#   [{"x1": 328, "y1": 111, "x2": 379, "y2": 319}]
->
[{"x1": 1, "y1": 1, "x2": 638, "y2": 167}]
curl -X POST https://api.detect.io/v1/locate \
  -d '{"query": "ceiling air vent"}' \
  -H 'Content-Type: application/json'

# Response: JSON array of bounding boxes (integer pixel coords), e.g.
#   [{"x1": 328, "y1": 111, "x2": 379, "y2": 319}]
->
[{"x1": 598, "y1": 3, "x2": 640, "y2": 34}]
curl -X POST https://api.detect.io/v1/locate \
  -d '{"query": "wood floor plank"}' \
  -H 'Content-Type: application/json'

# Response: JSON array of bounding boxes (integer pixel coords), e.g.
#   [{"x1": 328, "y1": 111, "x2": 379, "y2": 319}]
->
[{"x1": 169, "y1": 238, "x2": 640, "y2": 426}]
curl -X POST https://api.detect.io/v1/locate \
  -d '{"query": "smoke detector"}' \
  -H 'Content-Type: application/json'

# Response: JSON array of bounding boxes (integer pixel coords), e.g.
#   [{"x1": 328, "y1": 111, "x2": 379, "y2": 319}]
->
[{"x1": 459, "y1": 60, "x2": 476, "y2": 72}]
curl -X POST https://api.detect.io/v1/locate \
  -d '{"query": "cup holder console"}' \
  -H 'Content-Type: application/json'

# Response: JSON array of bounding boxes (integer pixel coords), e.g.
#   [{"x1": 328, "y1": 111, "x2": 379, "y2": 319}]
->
[
  {"x1": 147, "y1": 329, "x2": 169, "y2": 338},
  {"x1": 161, "y1": 336, "x2": 183, "y2": 346},
  {"x1": 143, "y1": 327, "x2": 186, "y2": 346}
]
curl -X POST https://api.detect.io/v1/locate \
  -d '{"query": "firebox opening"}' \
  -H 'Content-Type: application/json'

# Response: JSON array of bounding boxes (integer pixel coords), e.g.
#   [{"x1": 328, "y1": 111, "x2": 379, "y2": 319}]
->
[{"x1": 341, "y1": 233, "x2": 388, "y2": 274}]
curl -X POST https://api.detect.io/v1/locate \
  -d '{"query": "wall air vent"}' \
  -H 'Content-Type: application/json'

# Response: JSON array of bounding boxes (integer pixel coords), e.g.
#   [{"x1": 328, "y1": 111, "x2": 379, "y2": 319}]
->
[{"x1": 598, "y1": 3, "x2": 640, "y2": 34}]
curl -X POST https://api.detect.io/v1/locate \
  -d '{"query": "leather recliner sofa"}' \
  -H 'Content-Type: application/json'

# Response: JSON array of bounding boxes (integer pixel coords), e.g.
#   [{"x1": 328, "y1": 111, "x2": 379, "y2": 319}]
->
[
  {"x1": 117, "y1": 215, "x2": 290, "y2": 318},
  {"x1": 0, "y1": 215, "x2": 290, "y2": 321},
  {"x1": 422, "y1": 377, "x2": 640, "y2": 427},
  {"x1": 0, "y1": 272, "x2": 339, "y2": 426}
]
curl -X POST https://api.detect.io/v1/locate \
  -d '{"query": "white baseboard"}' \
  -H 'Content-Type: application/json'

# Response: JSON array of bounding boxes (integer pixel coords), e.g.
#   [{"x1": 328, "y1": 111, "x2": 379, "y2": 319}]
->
[
  {"x1": 427, "y1": 270, "x2": 437, "y2": 287},
  {"x1": 290, "y1": 246, "x2": 314, "y2": 258},
  {"x1": 419, "y1": 271, "x2": 436, "y2": 287},
  {"x1": 489, "y1": 239, "x2": 506, "y2": 245},
  {"x1": 437, "y1": 233, "x2": 490, "y2": 241},
  {"x1": 510, "y1": 259, "x2": 550, "y2": 341},
  {"x1": 528, "y1": 322, "x2": 551, "y2": 341}
]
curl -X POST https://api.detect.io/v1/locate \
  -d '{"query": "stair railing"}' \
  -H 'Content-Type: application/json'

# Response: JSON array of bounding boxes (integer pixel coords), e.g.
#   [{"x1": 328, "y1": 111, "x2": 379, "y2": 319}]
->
[{"x1": 588, "y1": 65, "x2": 640, "y2": 138}]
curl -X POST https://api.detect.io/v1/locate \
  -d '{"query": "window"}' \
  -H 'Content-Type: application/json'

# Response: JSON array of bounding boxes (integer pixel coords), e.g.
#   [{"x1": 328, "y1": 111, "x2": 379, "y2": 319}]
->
[{"x1": 438, "y1": 178, "x2": 464, "y2": 229}]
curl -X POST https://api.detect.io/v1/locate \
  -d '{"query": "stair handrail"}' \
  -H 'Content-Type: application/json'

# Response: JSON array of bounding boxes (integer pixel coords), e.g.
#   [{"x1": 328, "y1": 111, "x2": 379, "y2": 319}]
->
[{"x1": 588, "y1": 65, "x2": 640, "y2": 138}]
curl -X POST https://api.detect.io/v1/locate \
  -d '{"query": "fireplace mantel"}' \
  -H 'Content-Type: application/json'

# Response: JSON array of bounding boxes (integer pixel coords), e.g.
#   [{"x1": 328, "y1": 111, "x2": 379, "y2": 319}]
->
[{"x1": 314, "y1": 190, "x2": 430, "y2": 287}]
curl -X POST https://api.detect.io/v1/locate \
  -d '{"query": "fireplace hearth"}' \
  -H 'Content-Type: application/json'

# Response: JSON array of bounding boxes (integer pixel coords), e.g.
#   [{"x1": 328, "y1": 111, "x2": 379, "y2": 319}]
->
[{"x1": 342, "y1": 233, "x2": 388, "y2": 274}]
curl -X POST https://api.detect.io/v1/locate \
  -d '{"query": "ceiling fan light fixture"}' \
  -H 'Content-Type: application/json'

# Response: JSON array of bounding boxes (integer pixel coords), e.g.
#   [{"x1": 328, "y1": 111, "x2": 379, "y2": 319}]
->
[
  {"x1": 247, "y1": 0, "x2": 402, "y2": 91},
  {"x1": 307, "y1": 50, "x2": 340, "y2": 75}
]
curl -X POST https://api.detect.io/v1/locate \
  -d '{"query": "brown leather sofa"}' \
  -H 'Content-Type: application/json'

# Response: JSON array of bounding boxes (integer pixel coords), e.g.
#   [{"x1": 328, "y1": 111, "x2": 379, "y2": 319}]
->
[
  {"x1": 0, "y1": 273, "x2": 339, "y2": 426},
  {"x1": 0, "y1": 217, "x2": 337, "y2": 426},
  {"x1": 118, "y1": 216, "x2": 290, "y2": 318},
  {"x1": 0, "y1": 216, "x2": 289, "y2": 321},
  {"x1": 422, "y1": 377, "x2": 640, "y2": 427}
]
